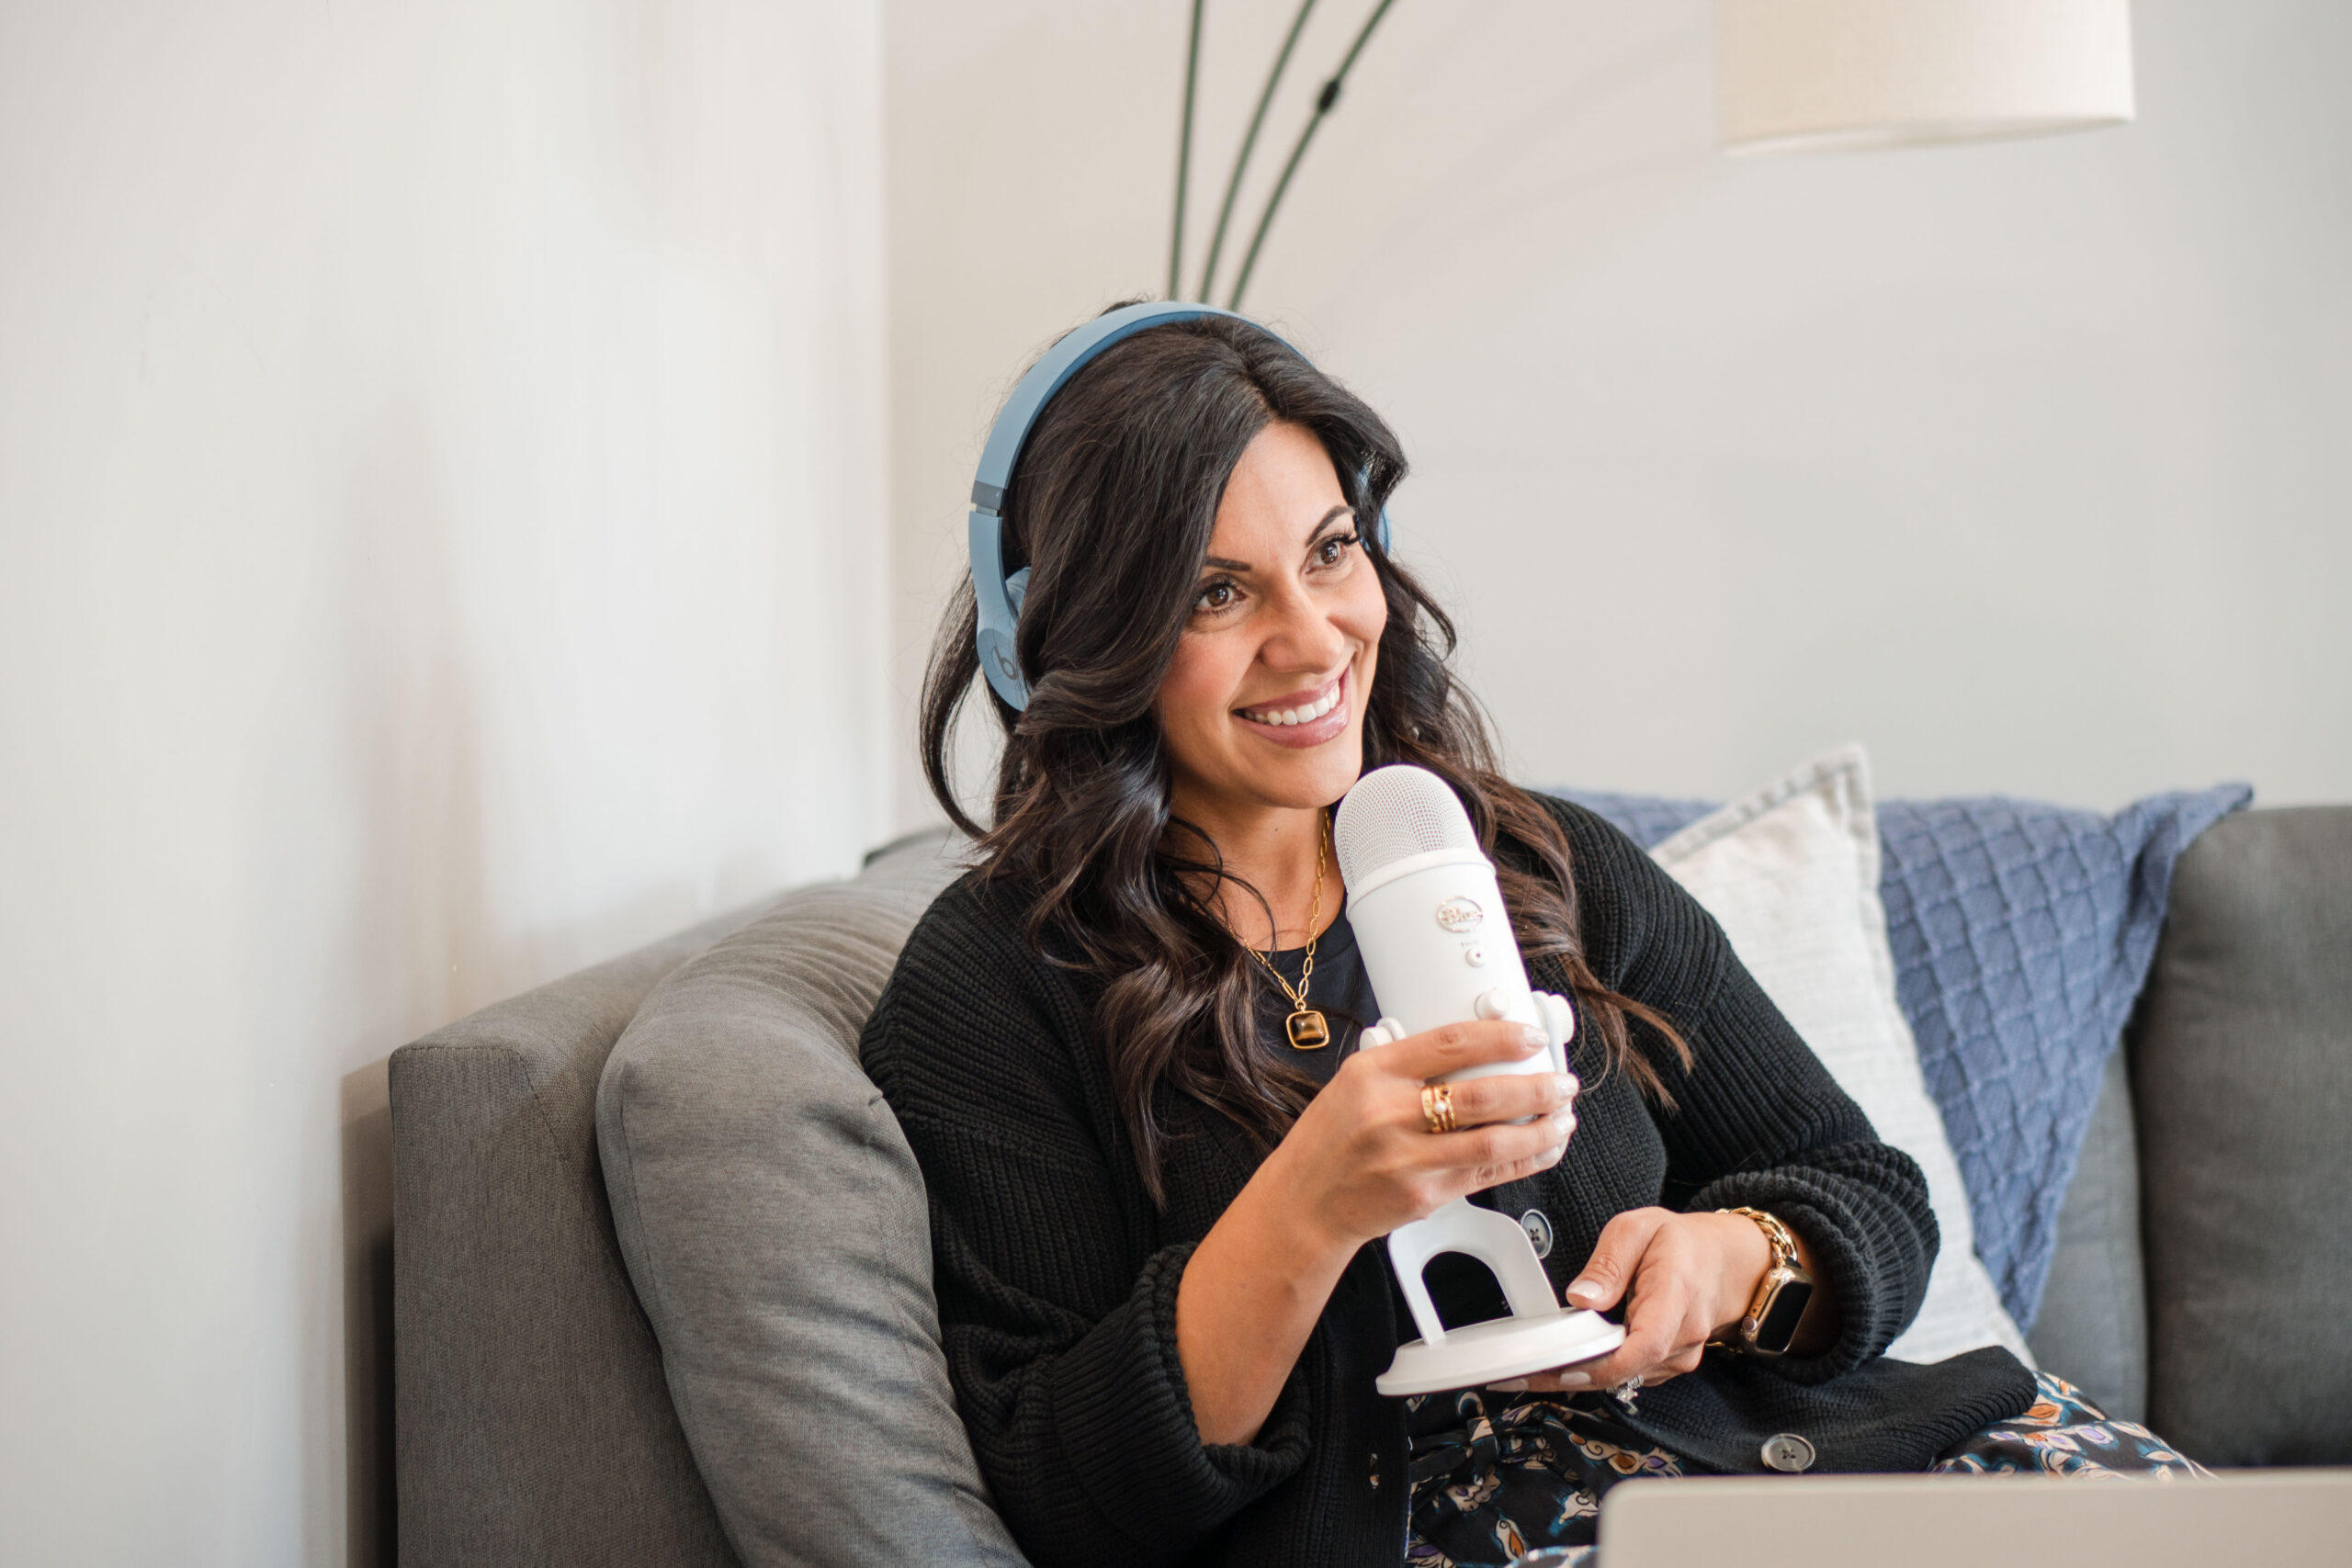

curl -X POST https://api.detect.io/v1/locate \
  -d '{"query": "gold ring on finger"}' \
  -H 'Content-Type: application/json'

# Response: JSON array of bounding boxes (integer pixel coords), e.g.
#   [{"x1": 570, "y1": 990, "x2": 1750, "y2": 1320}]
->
[{"x1": 1420, "y1": 1082, "x2": 1457, "y2": 1134}]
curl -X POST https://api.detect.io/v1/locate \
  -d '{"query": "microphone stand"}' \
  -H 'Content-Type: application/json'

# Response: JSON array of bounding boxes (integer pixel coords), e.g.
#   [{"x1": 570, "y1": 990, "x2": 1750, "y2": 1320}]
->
[{"x1": 1363, "y1": 992, "x2": 1627, "y2": 1396}]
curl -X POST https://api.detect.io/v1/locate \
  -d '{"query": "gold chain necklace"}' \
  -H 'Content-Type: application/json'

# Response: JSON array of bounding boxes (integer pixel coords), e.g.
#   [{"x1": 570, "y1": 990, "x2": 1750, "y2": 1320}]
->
[{"x1": 1245, "y1": 813, "x2": 1331, "y2": 1050}]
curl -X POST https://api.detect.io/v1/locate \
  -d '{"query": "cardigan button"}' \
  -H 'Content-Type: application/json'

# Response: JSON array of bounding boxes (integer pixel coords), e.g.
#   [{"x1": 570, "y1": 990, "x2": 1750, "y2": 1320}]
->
[
  {"x1": 1519, "y1": 1209, "x2": 1555, "y2": 1259},
  {"x1": 1760, "y1": 1433, "x2": 1816, "y2": 1472}
]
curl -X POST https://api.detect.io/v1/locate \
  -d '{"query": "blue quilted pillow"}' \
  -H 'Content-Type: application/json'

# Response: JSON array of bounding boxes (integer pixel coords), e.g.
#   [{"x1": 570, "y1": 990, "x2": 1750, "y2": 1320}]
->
[{"x1": 1550, "y1": 783, "x2": 2250, "y2": 1329}]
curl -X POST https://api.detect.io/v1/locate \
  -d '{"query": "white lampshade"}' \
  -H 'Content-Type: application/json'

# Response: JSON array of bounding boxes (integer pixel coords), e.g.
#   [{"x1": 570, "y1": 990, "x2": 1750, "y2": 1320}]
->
[{"x1": 1717, "y1": 0, "x2": 2136, "y2": 155}]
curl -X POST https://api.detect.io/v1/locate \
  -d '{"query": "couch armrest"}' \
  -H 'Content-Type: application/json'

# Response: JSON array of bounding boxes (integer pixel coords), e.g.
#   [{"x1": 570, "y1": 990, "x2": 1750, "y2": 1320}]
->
[{"x1": 391, "y1": 915, "x2": 754, "y2": 1567}]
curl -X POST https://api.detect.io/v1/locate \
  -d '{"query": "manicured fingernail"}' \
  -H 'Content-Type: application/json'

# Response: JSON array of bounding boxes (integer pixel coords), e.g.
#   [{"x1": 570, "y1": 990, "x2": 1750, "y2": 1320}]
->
[
  {"x1": 1566, "y1": 1279, "x2": 1601, "y2": 1303},
  {"x1": 1517, "y1": 1023, "x2": 1546, "y2": 1050},
  {"x1": 1488, "y1": 1378, "x2": 1528, "y2": 1393},
  {"x1": 1555, "y1": 1371, "x2": 1591, "y2": 1388},
  {"x1": 1548, "y1": 1110, "x2": 1575, "y2": 1135},
  {"x1": 1552, "y1": 1072, "x2": 1575, "y2": 1099},
  {"x1": 1563, "y1": 1072, "x2": 1580, "y2": 1096}
]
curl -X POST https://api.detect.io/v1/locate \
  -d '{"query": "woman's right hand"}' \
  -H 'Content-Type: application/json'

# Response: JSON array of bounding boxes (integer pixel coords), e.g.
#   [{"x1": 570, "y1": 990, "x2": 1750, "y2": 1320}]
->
[
  {"x1": 1267, "y1": 1020, "x2": 1579, "y2": 1252},
  {"x1": 1176, "y1": 1019, "x2": 1576, "y2": 1445}
]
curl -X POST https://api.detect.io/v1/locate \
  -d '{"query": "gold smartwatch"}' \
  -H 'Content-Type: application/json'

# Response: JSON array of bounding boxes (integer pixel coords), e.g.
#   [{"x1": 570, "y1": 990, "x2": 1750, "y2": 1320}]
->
[{"x1": 1716, "y1": 1206, "x2": 1815, "y2": 1357}]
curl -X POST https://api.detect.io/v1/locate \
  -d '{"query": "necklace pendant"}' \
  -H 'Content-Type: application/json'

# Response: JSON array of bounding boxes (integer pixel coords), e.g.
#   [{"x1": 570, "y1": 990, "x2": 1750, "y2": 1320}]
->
[{"x1": 1285, "y1": 1009, "x2": 1331, "y2": 1050}]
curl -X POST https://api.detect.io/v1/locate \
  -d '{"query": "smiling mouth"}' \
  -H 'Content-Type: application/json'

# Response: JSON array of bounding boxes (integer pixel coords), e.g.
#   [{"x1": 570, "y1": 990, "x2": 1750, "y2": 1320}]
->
[{"x1": 1236, "y1": 672, "x2": 1344, "y2": 728}]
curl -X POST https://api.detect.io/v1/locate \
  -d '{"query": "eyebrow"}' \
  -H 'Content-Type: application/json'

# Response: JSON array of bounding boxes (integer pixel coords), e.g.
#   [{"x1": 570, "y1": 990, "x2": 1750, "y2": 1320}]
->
[{"x1": 1201, "y1": 504, "x2": 1357, "y2": 571}]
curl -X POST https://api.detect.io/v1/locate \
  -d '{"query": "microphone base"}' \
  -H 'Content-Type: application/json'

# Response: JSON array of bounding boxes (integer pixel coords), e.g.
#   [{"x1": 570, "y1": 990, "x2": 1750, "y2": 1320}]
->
[{"x1": 1375, "y1": 1309, "x2": 1627, "y2": 1398}]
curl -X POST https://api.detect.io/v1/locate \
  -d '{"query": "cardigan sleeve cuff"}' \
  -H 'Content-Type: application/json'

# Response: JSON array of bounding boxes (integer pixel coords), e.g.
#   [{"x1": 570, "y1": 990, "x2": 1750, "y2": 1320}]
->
[
  {"x1": 1686, "y1": 1143, "x2": 1936, "y2": 1384},
  {"x1": 1046, "y1": 1242, "x2": 1312, "y2": 1549}
]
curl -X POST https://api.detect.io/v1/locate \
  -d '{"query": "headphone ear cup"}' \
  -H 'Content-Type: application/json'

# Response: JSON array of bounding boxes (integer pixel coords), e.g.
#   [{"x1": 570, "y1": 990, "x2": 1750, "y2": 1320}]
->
[
  {"x1": 976, "y1": 625, "x2": 1029, "y2": 709},
  {"x1": 980, "y1": 568, "x2": 1035, "y2": 707}
]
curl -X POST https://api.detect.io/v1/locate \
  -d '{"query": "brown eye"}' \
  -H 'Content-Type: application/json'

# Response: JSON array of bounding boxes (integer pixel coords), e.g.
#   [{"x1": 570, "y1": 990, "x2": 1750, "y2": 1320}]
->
[
  {"x1": 1316, "y1": 533, "x2": 1359, "y2": 567},
  {"x1": 1194, "y1": 580, "x2": 1238, "y2": 613}
]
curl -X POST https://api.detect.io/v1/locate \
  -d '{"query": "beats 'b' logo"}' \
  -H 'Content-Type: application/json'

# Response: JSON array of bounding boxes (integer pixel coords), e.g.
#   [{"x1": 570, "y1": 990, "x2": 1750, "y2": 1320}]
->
[{"x1": 984, "y1": 637, "x2": 1023, "y2": 692}]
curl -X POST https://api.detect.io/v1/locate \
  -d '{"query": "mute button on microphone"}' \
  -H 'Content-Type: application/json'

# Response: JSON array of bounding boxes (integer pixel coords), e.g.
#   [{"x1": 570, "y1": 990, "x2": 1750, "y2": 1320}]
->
[{"x1": 1464, "y1": 944, "x2": 1488, "y2": 967}]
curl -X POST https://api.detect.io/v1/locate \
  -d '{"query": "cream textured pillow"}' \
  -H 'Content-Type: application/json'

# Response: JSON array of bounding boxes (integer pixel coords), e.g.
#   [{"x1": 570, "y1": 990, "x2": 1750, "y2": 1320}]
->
[{"x1": 1647, "y1": 746, "x2": 2031, "y2": 1366}]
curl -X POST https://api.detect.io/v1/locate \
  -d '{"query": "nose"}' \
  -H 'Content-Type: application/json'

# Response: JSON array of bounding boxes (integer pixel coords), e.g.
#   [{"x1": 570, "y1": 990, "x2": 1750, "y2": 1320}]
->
[{"x1": 1258, "y1": 577, "x2": 1350, "y2": 675}]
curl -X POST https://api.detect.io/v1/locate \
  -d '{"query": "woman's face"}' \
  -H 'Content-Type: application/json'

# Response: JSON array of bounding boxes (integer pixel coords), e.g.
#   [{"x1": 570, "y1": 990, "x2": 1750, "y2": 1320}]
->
[{"x1": 1156, "y1": 420, "x2": 1388, "y2": 828}]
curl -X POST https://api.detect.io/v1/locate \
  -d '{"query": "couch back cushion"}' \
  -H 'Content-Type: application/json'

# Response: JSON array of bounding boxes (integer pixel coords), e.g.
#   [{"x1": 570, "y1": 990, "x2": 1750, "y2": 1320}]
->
[
  {"x1": 2132, "y1": 806, "x2": 2352, "y2": 1465},
  {"x1": 2021, "y1": 1048, "x2": 2149, "y2": 1423},
  {"x1": 596, "y1": 832, "x2": 1028, "y2": 1568}
]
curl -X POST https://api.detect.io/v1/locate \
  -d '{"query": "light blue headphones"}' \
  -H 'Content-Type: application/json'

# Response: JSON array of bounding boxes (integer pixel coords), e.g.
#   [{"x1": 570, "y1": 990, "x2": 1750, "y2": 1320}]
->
[{"x1": 967, "y1": 300, "x2": 1393, "y2": 711}]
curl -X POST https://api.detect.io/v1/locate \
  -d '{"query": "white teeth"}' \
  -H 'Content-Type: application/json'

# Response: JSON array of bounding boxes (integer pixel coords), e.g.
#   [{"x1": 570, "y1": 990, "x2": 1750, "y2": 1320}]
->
[{"x1": 1245, "y1": 682, "x2": 1340, "y2": 726}]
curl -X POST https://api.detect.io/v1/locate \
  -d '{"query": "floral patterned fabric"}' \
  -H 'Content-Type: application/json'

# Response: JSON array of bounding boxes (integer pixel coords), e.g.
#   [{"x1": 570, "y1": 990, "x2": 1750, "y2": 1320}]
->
[
  {"x1": 1405, "y1": 1372, "x2": 2203, "y2": 1568},
  {"x1": 1928, "y1": 1372, "x2": 2206, "y2": 1478},
  {"x1": 1404, "y1": 1385, "x2": 1684, "y2": 1568}
]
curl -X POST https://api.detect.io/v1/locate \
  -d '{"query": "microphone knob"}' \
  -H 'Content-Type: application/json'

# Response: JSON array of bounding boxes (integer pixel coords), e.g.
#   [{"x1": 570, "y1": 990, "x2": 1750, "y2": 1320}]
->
[{"x1": 1473, "y1": 987, "x2": 1510, "y2": 1021}]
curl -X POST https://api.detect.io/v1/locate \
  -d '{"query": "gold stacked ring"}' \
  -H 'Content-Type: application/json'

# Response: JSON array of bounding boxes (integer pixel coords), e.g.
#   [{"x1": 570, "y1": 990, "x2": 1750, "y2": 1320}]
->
[{"x1": 1419, "y1": 1083, "x2": 1458, "y2": 1134}]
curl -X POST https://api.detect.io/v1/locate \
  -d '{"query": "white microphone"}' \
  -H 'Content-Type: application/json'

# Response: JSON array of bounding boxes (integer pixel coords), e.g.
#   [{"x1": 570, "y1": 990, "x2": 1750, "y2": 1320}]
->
[{"x1": 1335, "y1": 764, "x2": 1626, "y2": 1395}]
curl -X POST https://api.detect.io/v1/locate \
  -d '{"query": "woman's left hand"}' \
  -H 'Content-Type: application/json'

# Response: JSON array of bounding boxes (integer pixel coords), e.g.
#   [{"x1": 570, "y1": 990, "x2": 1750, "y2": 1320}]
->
[{"x1": 1488, "y1": 1207, "x2": 1771, "y2": 1394}]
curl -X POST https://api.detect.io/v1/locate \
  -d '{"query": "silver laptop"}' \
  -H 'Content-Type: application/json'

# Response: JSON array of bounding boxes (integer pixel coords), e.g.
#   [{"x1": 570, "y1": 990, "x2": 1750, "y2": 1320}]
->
[{"x1": 1599, "y1": 1468, "x2": 2352, "y2": 1568}]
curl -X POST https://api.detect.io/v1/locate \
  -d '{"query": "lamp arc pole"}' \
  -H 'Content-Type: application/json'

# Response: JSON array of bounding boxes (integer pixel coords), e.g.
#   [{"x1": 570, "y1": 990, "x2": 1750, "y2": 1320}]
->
[
  {"x1": 1166, "y1": 0, "x2": 1401, "y2": 312},
  {"x1": 1226, "y1": 0, "x2": 1398, "y2": 312},
  {"x1": 1194, "y1": 0, "x2": 1321, "y2": 305},
  {"x1": 1167, "y1": 0, "x2": 1206, "y2": 300}
]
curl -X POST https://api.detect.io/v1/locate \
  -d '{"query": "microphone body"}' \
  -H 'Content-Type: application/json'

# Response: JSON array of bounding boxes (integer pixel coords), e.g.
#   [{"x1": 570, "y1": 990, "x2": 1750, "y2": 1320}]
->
[
  {"x1": 1343, "y1": 849, "x2": 1560, "y2": 1079},
  {"x1": 1335, "y1": 764, "x2": 1624, "y2": 1395},
  {"x1": 1335, "y1": 770, "x2": 1571, "y2": 1083}
]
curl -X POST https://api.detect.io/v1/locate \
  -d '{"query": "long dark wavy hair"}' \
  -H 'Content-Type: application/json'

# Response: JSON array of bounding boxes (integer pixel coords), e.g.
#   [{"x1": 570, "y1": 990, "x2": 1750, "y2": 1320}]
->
[{"x1": 922, "y1": 308, "x2": 1689, "y2": 1203}]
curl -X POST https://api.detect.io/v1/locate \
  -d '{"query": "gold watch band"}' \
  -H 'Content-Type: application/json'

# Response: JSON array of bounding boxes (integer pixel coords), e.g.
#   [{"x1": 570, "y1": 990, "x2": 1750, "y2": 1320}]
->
[
  {"x1": 1723, "y1": 1205, "x2": 1799, "y2": 1271},
  {"x1": 1709, "y1": 1206, "x2": 1812, "y2": 1356}
]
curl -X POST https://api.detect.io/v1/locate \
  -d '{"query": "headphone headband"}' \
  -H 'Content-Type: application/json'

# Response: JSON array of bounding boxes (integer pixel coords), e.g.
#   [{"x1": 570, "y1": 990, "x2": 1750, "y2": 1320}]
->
[{"x1": 967, "y1": 301, "x2": 1390, "y2": 711}]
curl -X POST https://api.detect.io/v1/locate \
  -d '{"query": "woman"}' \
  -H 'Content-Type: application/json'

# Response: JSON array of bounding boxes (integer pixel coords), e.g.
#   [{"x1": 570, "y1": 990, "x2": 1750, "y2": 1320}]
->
[{"x1": 861, "y1": 310, "x2": 2195, "y2": 1568}]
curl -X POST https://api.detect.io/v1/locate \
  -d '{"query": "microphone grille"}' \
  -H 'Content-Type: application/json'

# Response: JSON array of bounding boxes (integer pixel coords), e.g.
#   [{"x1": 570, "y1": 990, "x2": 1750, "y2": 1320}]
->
[{"x1": 1333, "y1": 765, "x2": 1478, "y2": 886}]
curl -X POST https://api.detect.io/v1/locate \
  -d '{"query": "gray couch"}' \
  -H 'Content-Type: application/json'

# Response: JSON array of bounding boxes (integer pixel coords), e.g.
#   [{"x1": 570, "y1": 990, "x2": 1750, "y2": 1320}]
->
[{"x1": 389, "y1": 807, "x2": 2352, "y2": 1566}]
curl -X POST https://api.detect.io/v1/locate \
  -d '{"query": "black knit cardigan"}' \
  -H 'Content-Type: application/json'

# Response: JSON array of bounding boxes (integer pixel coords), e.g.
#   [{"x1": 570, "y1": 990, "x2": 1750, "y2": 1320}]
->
[{"x1": 860, "y1": 798, "x2": 2034, "y2": 1568}]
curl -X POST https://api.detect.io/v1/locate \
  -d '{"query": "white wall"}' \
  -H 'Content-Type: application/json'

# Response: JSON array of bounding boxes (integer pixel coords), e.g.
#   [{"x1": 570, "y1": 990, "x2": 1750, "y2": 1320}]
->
[
  {"x1": 884, "y1": 0, "x2": 2350, "y2": 829},
  {"x1": 0, "y1": 3, "x2": 887, "y2": 1563}
]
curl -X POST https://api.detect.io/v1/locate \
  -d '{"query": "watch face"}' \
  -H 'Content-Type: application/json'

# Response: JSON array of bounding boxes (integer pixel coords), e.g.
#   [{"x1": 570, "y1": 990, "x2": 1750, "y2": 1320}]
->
[{"x1": 1754, "y1": 1274, "x2": 1815, "y2": 1355}]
